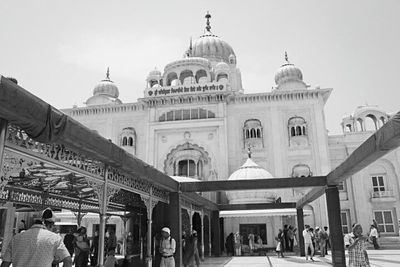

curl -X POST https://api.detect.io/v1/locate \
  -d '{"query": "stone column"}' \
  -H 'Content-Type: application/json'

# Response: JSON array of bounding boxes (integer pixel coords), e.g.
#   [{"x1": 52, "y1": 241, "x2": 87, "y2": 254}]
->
[
  {"x1": 326, "y1": 186, "x2": 345, "y2": 267},
  {"x1": 169, "y1": 192, "x2": 182, "y2": 266},
  {"x1": 211, "y1": 210, "x2": 221, "y2": 256},
  {"x1": 296, "y1": 208, "x2": 305, "y2": 257}
]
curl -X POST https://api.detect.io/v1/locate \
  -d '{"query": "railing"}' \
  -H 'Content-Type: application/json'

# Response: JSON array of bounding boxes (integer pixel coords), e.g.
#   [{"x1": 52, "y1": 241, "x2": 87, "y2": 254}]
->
[{"x1": 370, "y1": 190, "x2": 395, "y2": 198}]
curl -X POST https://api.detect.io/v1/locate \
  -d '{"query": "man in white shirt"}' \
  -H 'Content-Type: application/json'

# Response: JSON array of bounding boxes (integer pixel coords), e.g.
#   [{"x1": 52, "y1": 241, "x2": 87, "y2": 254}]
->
[
  {"x1": 369, "y1": 225, "x2": 379, "y2": 249},
  {"x1": 1, "y1": 208, "x2": 72, "y2": 267},
  {"x1": 302, "y1": 225, "x2": 314, "y2": 262},
  {"x1": 159, "y1": 227, "x2": 176, "y2": 267}
]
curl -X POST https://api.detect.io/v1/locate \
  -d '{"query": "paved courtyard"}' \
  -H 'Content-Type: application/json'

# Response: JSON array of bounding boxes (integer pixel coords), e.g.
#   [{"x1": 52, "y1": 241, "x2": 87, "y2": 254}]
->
[{"x1": 202, "y1": 249, "x2": 400, "y2": 267}]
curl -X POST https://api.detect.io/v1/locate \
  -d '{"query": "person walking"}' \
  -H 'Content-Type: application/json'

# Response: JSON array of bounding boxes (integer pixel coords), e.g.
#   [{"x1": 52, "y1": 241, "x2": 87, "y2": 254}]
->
[
  {"x1": 183, "y1": 232, "x2": 195, "y2": 267},
  {"x1": 64, "y1": 228, "x2": 75, "y2": 259},
  {"x1": 192, "y1": 230, "x2": 201, "y2": 267},
  {"x1": 225, "y1": 233, "x2": 234, "y2": 256},
  {"x1": 283, "y1": 225, "x2": 289, "y2": 252},
  {"x1": 275, "y1": 229, "x2": 284, "y2": 258},
  {"x1": 302, "y1": 225, "x2": 315, "y2": 262},
  {"x1": 323, "y1": 226, "x2": 330, "y2": 255},
  {"x1": 90, "y1": 230, "x2": 99, "y2": 266},
  {"x1": 1, "y1": 208, "x2": 72, "y2": 267},
  {"x1": 159, "y1": 227, "x2": 176, "y2": 267},
  {"x1": 369, "y1": 225, "x2": 380, "y2": 249},
  {"x1": 74, "y1": 226, "x2": 90, "y2": 267},
  {"x1": 287, "y1": 226, "x2": 294, "y2": 252},
  {"x1": 345, "y1": 223, "x2": 370, "y2": 267},
  {"x1": 319, "y1": 227, "x2": 328, "y2": 257}
]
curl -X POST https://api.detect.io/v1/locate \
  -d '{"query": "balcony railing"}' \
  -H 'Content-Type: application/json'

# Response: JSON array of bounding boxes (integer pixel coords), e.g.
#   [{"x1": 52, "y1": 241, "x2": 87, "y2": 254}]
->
[{"x1": 370, "y1": 190, "x2": 395, "y2": 199}]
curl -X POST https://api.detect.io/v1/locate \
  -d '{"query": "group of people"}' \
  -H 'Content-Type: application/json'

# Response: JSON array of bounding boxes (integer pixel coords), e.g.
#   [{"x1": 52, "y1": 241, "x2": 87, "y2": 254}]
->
[
  {"x1": 301, "y1": 225, "x2": 330, "y2": 261},
  {"x1": 0, "y1": 208, "x2": 120, "y2": 267},
  {"x1": 275, "y1": 225, "x2": 298, "y2": 257},
  {"x1": 63, "y1": 227, "x2": 118, "y2": 267},
  {"x1": 225, "y1": 232, "x2": 265, "y2": 256},
  {"x1": 182, "y1": 230, "x2": 201, "y2": 267}
]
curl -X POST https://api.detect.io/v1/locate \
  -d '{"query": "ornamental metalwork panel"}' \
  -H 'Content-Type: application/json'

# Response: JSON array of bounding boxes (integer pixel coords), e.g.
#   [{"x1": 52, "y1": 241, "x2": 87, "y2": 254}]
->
[
  {"x1": 152, "y1": 185, "x2": 169, "y2": 203},
  {"x1": 107, "y1": 166, "x2": 151, "y2": 194},
  {"x1": 1, "y1": 150, "x2": 97, "y2": 199},
  {"x1": 5, "y1": 125, "x2": 105, "y2": 178}
]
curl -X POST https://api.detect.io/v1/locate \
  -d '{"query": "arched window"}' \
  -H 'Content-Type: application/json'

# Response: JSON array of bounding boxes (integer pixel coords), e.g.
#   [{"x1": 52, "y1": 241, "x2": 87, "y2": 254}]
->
[
  {"x1": 166, "y1": 72, "x2": 178, "y2": 86},
  {"x1": 216, "y1": 73, "x2": 228, "y2": 83},
  {"x1": 288, "y1": 117, "x2": 307, "y2": 137},
  {"x1": 179, "y1": 70, "x2": 194, "y2": 85},
  {"x1": 164, "y1": 143, "x2": 211, "y2": 180},
  {"x1": 244, "y1": 119, "x2": 263, "y2": 140},
  {"x1": 288, "y1": 116, "x2": 308, "y2": 147},
  {"x1": 364, "y1": 114, "x2": 377, "y2": 131},
  {"x1": 119, "y1": 127, "x2": 136, "y2": 154},
  {"x1": 243, "y1": 119, "x2": 263, "y2": 148},
  {"x1": 195, "y1": 69, "x2": 208, "y2": 83}
]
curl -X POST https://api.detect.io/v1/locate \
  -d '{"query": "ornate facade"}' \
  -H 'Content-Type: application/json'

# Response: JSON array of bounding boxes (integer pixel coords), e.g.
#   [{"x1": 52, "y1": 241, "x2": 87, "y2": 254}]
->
[{"x1": 62, "y1": 13, "x2": 400, "y2": 247}]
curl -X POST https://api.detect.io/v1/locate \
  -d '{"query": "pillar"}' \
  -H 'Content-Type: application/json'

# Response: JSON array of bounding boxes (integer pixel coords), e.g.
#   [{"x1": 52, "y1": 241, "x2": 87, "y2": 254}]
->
[
  {"x1": 0, "y1": 202, "x2": 15, "y2": 256},
  {"x1": 208, "y1": 215, "x2": 212, "y2": 257},
  {"x1": 98, "y1": 168, "x2": 108, "y2": 267},
  {"x1": 169, "y1": 192, "x2": 182, "y2": 266},
  {"x1": 211, "y1": 210, "x2": 221, "y2": 256},
  {"x1": 146, "y1": 214, "x2": 152, "y2": 267},
  {"x1": 326, "y1": 186, "x2": 345, "y2": 267},
  {"x1": 296, "y1": 208, "x2": 305, "y2": 257},
  {"x1": 0, "y1": 119, "x2": 7, "y2": 171},
  {"x1": 200, "y1": 211, "x2": 205, "y2": 260}
]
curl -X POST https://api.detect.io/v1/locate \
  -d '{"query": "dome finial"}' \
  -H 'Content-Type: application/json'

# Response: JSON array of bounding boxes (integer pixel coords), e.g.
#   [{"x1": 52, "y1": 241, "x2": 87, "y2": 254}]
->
[
  {"x1": 285, "y1": 51, "x2": 290, "y2": 63},
  {"x1": 247, "y1": 146, "x2": 252, "y2": 158},
  {"x1": 205, "y1": 11, "x2": 212, "y2": 33},
  {"x1": 106, "y1": 67, "x2": 110, "y2": 80}
]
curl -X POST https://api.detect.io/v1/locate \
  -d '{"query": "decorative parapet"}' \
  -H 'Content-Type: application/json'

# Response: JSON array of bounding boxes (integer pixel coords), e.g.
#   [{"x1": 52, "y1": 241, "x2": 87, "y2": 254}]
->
[{"x1": 62, "y1": 102, "x2": 147, "y2": 117}]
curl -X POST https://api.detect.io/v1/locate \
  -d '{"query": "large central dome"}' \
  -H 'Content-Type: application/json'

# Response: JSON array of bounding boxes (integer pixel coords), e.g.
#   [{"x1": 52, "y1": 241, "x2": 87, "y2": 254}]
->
[
  {"x1": 187, "y1": 12, "x2": 235, "y2": 64},
  {"x1": 191, "y1": 33, "x2": 235, "y2": 63}
]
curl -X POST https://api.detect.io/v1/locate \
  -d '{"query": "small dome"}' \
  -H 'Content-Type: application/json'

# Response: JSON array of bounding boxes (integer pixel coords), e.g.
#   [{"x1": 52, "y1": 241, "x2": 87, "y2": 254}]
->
[
  {"x1": 275, "y1": 63, "x2": 303, "y2": 85},
  {"x1": 148, "y1": 68, "x2": 162, "y2": 77},
  {"x1": 93, "y1": 68, "x2": 119, "y2": 98},
  {"x1": 226, "y1": 157, "x2": 276, "y2": 204},
  {"x1": 215, "y1": 61, "x2": 230, "y2": 72},
  {"x1": 274, "y1": 52, "x2": 304, "y2": 87}
]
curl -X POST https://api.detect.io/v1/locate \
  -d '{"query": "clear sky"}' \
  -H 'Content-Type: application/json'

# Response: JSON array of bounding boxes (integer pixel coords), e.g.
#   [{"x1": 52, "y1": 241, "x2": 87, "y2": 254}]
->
[{"x1": 1, "y1": 0, "x2": 399, "y2": 134}]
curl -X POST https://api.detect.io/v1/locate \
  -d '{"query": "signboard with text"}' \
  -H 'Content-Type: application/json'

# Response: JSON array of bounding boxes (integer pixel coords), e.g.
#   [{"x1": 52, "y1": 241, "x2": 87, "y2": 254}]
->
[{"x1": 146, "y1": 83, "x2": 226, "y2": 97}]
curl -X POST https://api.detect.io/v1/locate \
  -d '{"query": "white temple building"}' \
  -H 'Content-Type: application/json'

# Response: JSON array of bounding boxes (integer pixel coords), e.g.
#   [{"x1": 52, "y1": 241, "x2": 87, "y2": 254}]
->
[{"x1": 62, "y1": 12, "x2": 400, "y2": 246}]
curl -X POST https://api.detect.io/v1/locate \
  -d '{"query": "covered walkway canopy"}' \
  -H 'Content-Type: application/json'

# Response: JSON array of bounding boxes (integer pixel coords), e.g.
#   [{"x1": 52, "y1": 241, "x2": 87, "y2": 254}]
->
[{"x1": 1, "y1": 75, "x2": 400, "y2": 267}]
